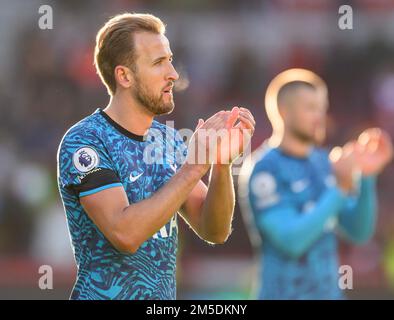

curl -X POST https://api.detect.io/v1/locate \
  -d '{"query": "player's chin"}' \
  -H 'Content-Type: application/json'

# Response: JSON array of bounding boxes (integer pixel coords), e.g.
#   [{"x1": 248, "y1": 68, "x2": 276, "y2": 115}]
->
[
  {"x1": 312, "y1": 132, "x2": 325, "y2": 145},
  {"x1": 312, "y1": 128, "x2": 326, "y2": 143},
  {"x1": 163, "y1": 92, "x2": 174, "y2": 104},
  {"x1": 155, "y1": 101, "x2": 175, "y2": 116}
]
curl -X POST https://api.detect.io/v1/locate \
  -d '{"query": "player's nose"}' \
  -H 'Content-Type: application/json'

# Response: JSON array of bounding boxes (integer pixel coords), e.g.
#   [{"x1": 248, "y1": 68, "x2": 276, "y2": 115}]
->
[{"x1": 167, "y1": 63, "x2": 179, "y2": 81}]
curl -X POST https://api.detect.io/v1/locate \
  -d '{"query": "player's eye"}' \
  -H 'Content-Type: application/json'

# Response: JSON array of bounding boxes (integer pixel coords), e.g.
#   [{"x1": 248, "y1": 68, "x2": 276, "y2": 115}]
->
[{"x1": 153, "y1": 57, "x2": 173, "y2": 66}]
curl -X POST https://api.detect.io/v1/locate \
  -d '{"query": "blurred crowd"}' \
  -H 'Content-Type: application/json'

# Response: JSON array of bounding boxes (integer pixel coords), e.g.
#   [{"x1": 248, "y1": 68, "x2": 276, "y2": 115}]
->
[{"x1": 0, "y1": 0, "x2": 394, "y2": 298}]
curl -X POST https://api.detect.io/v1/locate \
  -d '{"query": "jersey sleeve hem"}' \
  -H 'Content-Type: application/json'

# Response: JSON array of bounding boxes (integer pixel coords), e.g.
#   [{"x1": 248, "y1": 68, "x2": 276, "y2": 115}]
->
[{"x1": 79, "y1": 182, "x2": 123, "y2": 197}]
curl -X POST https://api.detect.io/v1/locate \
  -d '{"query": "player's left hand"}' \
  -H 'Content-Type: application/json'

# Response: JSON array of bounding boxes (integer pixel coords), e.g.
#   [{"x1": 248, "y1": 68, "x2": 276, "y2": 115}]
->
[
  {"x1": 353, "y1": 128, "x2": 393, "y2": 176},
  {"x1": 329, "y1": 143, "x2": 359, "y2": 193},
  {"x1": 191, "y1": 107, "x2": 255, "y2": 165},
  {"x1": 217, "y1": 106, "x2": 255, "y2": 164}
]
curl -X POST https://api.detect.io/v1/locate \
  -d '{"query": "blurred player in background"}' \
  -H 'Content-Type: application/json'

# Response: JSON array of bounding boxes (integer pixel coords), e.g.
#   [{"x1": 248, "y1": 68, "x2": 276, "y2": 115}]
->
[
  {"x1": 57, "y1": 13, "x2": 255, "y2": 300},
  {"x1": 238, "y1": 68, "x2": 393, "y2": 299}
]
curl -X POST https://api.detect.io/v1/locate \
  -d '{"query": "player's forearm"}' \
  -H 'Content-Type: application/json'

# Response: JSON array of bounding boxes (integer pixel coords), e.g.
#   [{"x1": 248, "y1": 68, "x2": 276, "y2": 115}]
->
[
  {"x1": 115, "y1": 163, "x2": 209, "y2": 252},
  {"x1": 260, "y1": 187, "x2": 346, "y2": 259},
  {"x1": 198, "y1": 164, "x2": 235, "y2": 244},
  {"x1": 338, "y1": 175, "x2": 377, "y2": 244}
]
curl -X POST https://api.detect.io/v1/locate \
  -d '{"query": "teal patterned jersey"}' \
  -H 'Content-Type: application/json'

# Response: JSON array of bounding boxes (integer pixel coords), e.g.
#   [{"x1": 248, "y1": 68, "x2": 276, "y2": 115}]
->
[
  {"x1": 241, "y1": 145, "x2": 345, "y2": 299},
  {"x1": 57, "y1": 108, "x2": 186, "y2": 300}
]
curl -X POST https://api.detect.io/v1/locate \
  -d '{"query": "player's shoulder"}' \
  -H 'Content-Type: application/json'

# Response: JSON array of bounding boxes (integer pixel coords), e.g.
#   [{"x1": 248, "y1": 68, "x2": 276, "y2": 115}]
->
[
  {"x1": 252, "y1": 144, "x2": 282, "y2": 174},
  {"x1": 61, "y1": 110, "x2": 104, "y2": 143},
  {"x1": 312, "y1": 146, "x2": 330, "y2": 157},
  {"x1": 151, "y1": 119, "x2": 168, "y2": 131},
  {"x1": 151, "y1": 119, "x2": 184, "y2": 143},
  {"x1": 311, "y1": 146, "x2": 330, "y2": 163},
  {"x1": 58, "y1": 110, "x2": 107, "y2": 157},
  {"x1": 151, "y1": 119, "x2": 179, "y2": 134}
]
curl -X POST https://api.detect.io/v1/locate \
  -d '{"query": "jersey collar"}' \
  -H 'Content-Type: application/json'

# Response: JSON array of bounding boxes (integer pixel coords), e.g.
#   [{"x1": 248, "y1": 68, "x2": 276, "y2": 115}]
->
[{"x1": 98, "y1": 108, "x2": 148, "y2": 142}]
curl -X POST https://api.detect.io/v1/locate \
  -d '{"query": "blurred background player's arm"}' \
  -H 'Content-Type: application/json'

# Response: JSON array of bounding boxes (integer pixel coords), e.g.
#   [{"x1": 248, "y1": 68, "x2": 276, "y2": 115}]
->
[
  {"x1": 250, "y1": 150, "x2": 354, "y2": 259},
  {"x1": 337, "y1": 128, "x2": 393, "y2": 244},
  {"x1": 337, "y1": 175, "x2": 377, "y2": 244},
  {"x1": 251, "y1": 178, "x2": 346, "y2": 259}
]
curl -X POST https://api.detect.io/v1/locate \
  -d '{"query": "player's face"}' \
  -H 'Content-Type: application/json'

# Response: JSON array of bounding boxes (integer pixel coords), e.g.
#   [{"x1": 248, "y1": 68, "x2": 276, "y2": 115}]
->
[
  {"x1": 132, "y1": 32, "x2": 179, "y2": 115},
  {"x1": 285, "y1": 88, "x2": 327, "y2": 144}
]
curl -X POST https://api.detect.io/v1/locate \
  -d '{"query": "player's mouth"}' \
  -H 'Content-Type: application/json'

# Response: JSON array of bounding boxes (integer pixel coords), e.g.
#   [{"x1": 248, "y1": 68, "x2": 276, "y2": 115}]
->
[{"x1": 162, "y1": 84, "x2": 173, "y2": 96}]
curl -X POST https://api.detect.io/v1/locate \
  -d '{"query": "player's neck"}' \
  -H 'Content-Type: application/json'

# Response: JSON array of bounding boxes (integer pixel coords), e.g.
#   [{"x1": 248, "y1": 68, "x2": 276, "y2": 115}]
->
[
  {"x1": 104, "y1": 92, "x2": 154, "y2": 136},
  {"x1": 278, "y1": 132, "x2": 313, "y2": 158}
]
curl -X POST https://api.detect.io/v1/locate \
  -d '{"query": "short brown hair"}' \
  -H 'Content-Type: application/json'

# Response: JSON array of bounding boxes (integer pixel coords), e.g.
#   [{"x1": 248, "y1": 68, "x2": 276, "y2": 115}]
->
[
  {"x1": 277, "y1": 80, "x2": 316, "y2": 107},
  {"x1": 94, "y1": 13, "x2": 166, "y2": 95}
]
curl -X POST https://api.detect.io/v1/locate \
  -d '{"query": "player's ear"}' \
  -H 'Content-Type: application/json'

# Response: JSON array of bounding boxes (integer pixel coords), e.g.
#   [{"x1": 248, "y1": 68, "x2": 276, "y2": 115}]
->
[
  {"x1": 114, "y1": 65, "x2": 134, "y2": 90},
  {"x1": 277, "y1": 104, "x2": 288, "y2": 122}
]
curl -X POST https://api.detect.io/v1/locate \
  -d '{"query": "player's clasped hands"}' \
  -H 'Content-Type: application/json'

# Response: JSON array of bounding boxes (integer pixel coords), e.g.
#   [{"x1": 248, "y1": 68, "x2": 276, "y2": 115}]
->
[
  {"x1": 352, "y1": 128, "x2": 393, "y2": 176},
  {"x1": 186, "y1": 106, "x2": 255, "y2": 167},
  {"x1": 329, "y1": 128, "x2": 393, "y2": 193}
]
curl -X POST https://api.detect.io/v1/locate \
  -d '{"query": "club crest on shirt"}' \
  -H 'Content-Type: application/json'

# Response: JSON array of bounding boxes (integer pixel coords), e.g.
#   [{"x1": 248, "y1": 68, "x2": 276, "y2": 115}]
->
[
  {"x1": 251, "y1": 172, "x2": 279, "y2": 208},
  {"x1": 73, "y1": 147, "x2": 99, "y2": 173}
]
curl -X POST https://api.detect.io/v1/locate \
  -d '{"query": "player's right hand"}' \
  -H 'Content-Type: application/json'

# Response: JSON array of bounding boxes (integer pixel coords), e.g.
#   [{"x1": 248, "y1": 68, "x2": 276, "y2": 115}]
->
[
  {"x1": 186, "y1": 107, "x2": 255, "y2": 167},
  {"x1": 329, "y1": 143, "x2": 359, "y2": 194},
  {"x1": 186, "y1": 110, "x2": 230, "y2": 167},
  {"x1": 354, "y1": 128, "x2": 393, "y2": 176}
]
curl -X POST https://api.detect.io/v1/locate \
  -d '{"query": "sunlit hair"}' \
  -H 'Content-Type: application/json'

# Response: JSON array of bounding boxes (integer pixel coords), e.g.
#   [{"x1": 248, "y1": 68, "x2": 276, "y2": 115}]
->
[
  {"x1": 94, "y1": 13, "x2": 166, "y2": 96},
  {"x1": 265, "y1": 68, "x2": 328, "y2": 146}
]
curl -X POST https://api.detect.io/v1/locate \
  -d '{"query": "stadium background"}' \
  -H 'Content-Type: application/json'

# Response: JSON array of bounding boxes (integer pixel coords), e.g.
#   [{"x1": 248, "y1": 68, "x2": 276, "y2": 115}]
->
[{"x1": 0, "y1": 0, "x2": 393, "y2": 299}]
